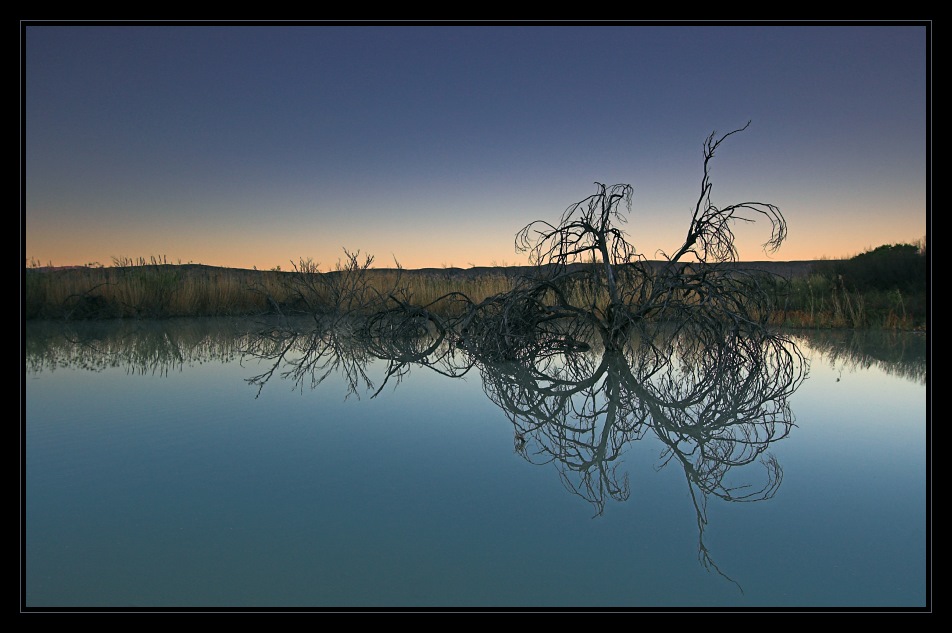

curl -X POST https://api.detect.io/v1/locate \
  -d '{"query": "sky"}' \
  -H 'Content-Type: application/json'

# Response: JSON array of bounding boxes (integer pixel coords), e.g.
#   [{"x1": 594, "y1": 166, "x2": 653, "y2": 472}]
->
[{"x1": 22, "y1": 22, "x2": 930, "y2": 271}]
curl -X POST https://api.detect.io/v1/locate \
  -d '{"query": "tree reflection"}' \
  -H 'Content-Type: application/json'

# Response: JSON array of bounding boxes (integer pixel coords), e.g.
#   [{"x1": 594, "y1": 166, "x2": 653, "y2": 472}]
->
[
  {"x1": 239, "y1": 315, "x2": 806, "y2": 590},
  {"x1": 243, "y1": 312, "x2": 475, "y2": 399},
  {"x1": 472, "y1": 322, "x2": 805, "y2": 590},
  {"x1": 23, "y1": 314, "x2": 809, "y2": 589}
]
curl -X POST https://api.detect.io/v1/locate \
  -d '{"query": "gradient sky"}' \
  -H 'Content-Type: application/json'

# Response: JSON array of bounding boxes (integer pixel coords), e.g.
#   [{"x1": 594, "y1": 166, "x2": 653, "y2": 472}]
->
[{"x1": 23, "y1": 22, "x2": 929, "y2": 271}]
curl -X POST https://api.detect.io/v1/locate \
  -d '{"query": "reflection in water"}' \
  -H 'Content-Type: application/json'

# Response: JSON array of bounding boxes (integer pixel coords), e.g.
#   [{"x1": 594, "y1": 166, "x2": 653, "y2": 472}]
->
[
  {"x1": 791, "y1": 329, "x2": 927, "y2": 385},
  {"x1": 243, "y1": 316, "x2": 809, "y2": 591},
  {"x1": 468, "y1": 324, "x2": 806, "y2": 591},
  {"x1": 25, "y1": 318, "x2": 928, "y2": 593},
  {"x1": 25, "y1": 318, "x2": 252, "y2": 376},
  {"x1": 25, "y1": 319, "x2": 925, "y2": 386},
  {"x1": 243, "y1": 315, "x2": 475, "y2": 399}
]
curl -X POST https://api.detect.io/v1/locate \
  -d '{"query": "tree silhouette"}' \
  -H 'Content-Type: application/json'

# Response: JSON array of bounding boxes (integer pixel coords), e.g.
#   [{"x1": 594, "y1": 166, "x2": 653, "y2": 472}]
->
[{"x1": 457, "y1": 122, "x2": 789, "y2": 356}]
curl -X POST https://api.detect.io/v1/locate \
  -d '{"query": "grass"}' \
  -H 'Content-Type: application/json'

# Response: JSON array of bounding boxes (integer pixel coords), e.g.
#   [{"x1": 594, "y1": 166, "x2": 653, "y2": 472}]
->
[
  {"x1": 768, "y1": 273, "x2": 926, "y2": 330},
  {"x1": 23, "y1": 250, "x2": 928, "y2": 331},
  {"x1": 23, "y1": 259, "x2": 520, "y2": 321}
]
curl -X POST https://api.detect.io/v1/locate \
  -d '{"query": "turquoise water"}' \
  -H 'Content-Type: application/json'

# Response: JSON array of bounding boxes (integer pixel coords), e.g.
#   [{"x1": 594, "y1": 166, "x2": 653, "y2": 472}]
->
[{"x1": 23, "y1": 320, "x2": 929, "y2": 610}]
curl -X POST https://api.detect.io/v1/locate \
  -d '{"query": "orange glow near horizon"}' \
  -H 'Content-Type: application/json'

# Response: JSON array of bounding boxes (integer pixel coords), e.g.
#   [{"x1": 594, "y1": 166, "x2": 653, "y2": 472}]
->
[
  {"x1": 25, "y1": 227, "x2": 928, "y2": 271},
  {"x1": 25, "y1": 198, "x2": 927, "y2": 271}
]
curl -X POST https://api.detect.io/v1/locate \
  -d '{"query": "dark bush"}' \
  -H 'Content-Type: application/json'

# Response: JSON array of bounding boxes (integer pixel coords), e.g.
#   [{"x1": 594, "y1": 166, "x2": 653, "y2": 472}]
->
[{"x1": 830, "y1": 244, "x2": 926, "y2": 293}]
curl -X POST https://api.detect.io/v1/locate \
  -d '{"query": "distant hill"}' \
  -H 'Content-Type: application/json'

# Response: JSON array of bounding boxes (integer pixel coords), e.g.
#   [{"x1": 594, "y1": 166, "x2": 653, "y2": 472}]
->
[
  {"x1": 390, "y1": 260, "x2": 827, "y2": 281},
  {"x1": 28, "y1": 260, "x2": 830, "y2": 280}
]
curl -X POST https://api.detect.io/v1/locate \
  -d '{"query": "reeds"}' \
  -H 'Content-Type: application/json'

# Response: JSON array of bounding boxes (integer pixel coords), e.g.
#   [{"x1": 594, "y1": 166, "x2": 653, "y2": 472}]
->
[
  {"x1": 771, "y1": 274, "x2": 924, "y2": 330},
  {"x1": 23, "y1": 260, "x2": 519, "y2": 321},
  {"x1": 23, "y1": 257, "x2": 927, "y2": 330},
  {"x1": 25, "y1": 264, "x2": 283, "y2": 319}
]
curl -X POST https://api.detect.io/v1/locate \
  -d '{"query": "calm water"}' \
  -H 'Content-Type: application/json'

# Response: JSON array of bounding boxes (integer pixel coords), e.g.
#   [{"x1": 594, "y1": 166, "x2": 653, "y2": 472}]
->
[{"x1": 23, "y1": 318, "x2": 929, "y2": 610}]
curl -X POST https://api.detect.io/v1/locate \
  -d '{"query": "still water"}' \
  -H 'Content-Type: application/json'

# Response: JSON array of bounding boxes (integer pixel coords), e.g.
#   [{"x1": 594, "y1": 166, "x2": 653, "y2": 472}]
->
[{"x1": 23, "y1": 318, "x2": 928, "y2": 610}]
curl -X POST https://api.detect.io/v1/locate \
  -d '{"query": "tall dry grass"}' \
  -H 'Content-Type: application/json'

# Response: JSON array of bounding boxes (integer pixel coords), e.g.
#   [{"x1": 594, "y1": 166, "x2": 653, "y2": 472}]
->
[
  {"x1": 772, "y1": 273, "x2": 923, "y2": 330},
  {"x1": 24, "y1": 256, "x2": 926, "y2": 330},
  {"x1": 23, "y1": 260, "x2": 520, "y2": 321}
]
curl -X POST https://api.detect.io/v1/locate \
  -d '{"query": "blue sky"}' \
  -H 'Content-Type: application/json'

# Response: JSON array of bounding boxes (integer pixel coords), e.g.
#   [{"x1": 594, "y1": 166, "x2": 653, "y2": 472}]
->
[{"x1": 23, "y1": 22, "x2": 929, "y2": 270}]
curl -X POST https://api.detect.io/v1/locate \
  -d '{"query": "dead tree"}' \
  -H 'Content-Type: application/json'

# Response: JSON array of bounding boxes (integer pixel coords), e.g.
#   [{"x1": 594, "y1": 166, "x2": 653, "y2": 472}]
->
[
  {"x1": 666, "y1": 121, "x2": 786, "y2": 264},
  {"x1": 460, "y1": 122, "x2": 789, "y2": 356}
]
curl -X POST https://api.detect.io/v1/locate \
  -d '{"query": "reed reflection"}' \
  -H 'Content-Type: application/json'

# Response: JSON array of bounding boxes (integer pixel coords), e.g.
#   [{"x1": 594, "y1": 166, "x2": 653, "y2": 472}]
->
[
  {"x1": 24, "y1": 318, "x2": 250, "y2": 376},
  {"x1": 24, "y1": 317, "x2": 925, "y2": 387},
  {"x1": 792, "y1": 328, "x2": 927, "y2": 385}
]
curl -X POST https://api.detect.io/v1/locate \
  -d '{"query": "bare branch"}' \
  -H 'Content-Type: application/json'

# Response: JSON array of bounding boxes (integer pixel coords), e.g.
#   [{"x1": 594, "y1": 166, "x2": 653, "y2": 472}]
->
[{"x1": 668, "y1": 122, "x2": 787, "y2": 264}]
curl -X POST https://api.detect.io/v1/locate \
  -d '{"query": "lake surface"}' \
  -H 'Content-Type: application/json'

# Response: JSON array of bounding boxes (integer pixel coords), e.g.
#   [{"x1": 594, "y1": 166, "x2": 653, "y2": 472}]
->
[{"x1": 23, "y1": 318, "x2": 929, "y2": 611}]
